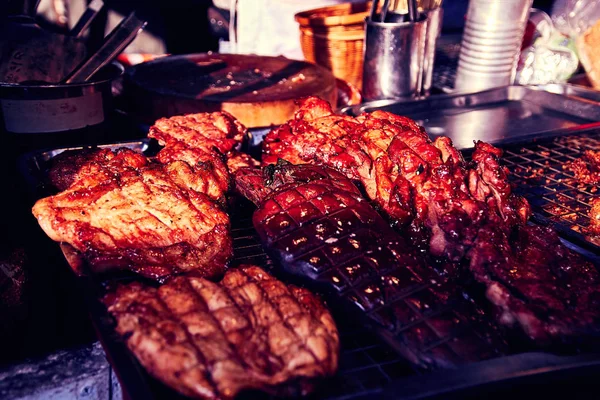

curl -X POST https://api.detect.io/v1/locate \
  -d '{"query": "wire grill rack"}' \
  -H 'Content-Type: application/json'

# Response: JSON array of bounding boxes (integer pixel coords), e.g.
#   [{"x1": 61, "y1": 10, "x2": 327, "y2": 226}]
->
[
  {"x1": 500, "y1": 130, "x2": 600, "y2": 250},
  {"x1": 230, "y1": 219, "x2": 417, "y2": 400}
]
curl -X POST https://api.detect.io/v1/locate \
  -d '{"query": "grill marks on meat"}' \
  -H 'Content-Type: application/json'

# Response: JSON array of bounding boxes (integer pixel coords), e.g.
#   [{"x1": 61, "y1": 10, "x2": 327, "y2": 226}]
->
[
  {"x1": 33, "y1": 148, "x2": 232, "y2": 281},
  {"x1": 263, "y1": 97, "x2": 530, "y2": 260},
  {"x1": 103, "y1": 265, "x2": 339, "y2": 399},
  {"x1": 149, "y1": 111, "x2": 257, "y2": 200},
  {"x1": 235, "y1": 163, "x2": 507, "y2": 368},
  {"x1": 262, "y1": 97, "x2": 600, "y2": 344}
]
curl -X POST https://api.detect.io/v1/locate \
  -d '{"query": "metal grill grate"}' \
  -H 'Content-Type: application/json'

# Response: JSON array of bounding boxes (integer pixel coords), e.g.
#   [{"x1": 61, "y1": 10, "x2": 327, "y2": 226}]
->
[
  {"x1": 500, "y1": 130, "x2": 600, "y2": 250},
  {"x1": 230, "y1": 218, "x2": 417, "y2": 399}
]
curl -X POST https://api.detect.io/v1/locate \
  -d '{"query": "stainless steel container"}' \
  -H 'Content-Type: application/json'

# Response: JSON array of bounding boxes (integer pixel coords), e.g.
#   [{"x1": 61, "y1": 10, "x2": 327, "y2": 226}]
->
[
  {"x1": 454, "y1": 0, "x2": 533, "y2": 92},
  {"x1": 422, "y1": 7, "x2": 443, "y2": 96},
  {"x1": 0, "y1": 62, "x2": 123, "y2": 135},
  {"x1": 362, "y1": 14, "x2": 427, "y2": 101}
]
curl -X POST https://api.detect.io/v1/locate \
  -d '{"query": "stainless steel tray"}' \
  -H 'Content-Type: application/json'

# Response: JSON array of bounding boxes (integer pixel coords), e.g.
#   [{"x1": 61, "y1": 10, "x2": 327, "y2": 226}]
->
[
  {"x1": 342, "y1": 86, "x2": 600, "y2": 149},
  {"x1": 538, "y1": 83, "x2": 600, "y2": 104}
]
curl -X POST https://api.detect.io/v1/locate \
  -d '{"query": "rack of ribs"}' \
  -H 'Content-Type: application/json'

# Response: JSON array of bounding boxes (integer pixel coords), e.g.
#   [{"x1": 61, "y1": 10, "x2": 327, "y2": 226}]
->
[{"x1": 235, "y1": 163, "x2": 507, "y2": 368}]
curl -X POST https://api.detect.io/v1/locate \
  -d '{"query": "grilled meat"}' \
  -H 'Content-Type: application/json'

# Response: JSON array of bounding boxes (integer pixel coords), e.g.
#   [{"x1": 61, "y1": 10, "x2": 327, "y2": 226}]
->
[
  {"x1": 235, "y1": 163, "x2": 507, "y2": 369},
  {"x1": 47, "y1": 148, "x2": 114, "y2": 191},
  {"x1": 590, "y1": 198, "x2": 600, "y2": 236},
  {"x1": 263, "y1": 97, "x2": 530, "y2": 259},
  {"x1": 104, "y1": 265, "x2": 339, "y2": 399},
  {"x1": 470, "y1": 224, "x2": 600, "y2": 342},
  {"x1": 149, "y1": 111, "x2": 247, "y2": 155},
  {"x1": 262, "y1": 97, "x2": 600, "y2": 344},
  {"x1": 33, "y1": 148, "x2": 232, "y2": 281},
  {"x1": 148, "y1": 111, "x2": 257, "y2": 201},
  {"x1": 564, "y1": 150, "x2": 600, "y2": 184}
]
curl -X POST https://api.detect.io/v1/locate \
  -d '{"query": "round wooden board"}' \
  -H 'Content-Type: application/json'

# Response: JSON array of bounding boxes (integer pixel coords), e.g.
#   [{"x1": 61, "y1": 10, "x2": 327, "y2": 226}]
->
[{"x1": 123, "y1": 53, "x2": 337, "y2": 128}]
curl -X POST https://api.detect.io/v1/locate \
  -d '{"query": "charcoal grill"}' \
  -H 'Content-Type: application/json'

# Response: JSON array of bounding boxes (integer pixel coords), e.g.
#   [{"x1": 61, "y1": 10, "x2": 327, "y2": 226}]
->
[{"x1": 19, "y1": 129, "x2": 600, "y2": 400}]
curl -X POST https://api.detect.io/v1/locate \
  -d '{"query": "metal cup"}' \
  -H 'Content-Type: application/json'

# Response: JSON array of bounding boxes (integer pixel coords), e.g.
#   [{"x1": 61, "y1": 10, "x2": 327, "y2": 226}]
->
[{"x1": 362, "y1": 13, "x2": 427, "y2": 101}]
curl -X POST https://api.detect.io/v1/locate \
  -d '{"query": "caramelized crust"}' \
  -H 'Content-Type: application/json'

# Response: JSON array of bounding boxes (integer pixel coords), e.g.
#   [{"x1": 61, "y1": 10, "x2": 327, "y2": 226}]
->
[
  {"x1": 33, "y1": 148, "x2": 232, "y2": 281},
  {"x1": 104, "y1": 265, "x2": 339, "y2": 399}
]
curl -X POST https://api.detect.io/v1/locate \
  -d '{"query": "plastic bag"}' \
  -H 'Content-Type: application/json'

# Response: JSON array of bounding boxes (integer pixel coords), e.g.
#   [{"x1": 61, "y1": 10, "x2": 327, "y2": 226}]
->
[
  {"x1": 516, "y1": 9, "x2": 579, "y2": 85},
  {"x1": 552, "y1": 0, "x2": 600, "y2": 88}
]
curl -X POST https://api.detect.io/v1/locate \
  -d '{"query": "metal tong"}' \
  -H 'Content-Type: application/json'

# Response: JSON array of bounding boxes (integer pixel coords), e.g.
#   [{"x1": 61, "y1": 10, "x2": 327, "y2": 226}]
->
[
  {"x1": 63, "y1": 11, "x2": 146, "y2": 84},
  {"x1": 70, "y1": 0, "x2": 104, "y2": 38}
]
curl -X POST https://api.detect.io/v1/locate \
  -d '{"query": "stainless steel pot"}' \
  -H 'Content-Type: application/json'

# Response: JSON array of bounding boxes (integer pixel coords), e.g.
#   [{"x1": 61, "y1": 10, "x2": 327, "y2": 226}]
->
[{"x1": 0, "y1": 62, "x2": 123, "y2": 135}]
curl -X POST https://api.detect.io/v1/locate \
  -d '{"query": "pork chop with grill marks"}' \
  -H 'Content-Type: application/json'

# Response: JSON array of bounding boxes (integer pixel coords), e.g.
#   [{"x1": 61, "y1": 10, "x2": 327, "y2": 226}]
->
[
  {"x1": 148, "y1": 111, "x2": 258, "y2": 200},
  {"x1": 33, "y1": 148, "x2": 232, "y2": 281},
  {"x1": 103, "y1": 265, "x2": 339, "y2": 399}
]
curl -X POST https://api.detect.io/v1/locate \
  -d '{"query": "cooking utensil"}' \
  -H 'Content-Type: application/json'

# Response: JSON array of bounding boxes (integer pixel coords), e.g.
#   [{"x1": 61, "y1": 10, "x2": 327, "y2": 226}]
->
[
  {"x1": 369, "y1": 0, "x2": 379, "y2": 21},
  {"x1": 70, "y1": 0, "x2": 104, "y2": 39},
  {"x1": 342, "y1": 85, "x2": 600, "y2": 149},
  {"x1": 380, "y1": 0, "x2": 391, "y2": 22},
  {"x1": 63, "y1": 11, "x2": 146, "y2": 84},
  {"x1": 0, "y1": 62, "x2": 123, "y2": 137},
  {"x1": 407, "y1": 0, "x2": 417, "y2": 22},
  {"x1": 362, "y1": 13, "x2": 427, "y2": 100},
  {"x1": 122, "y1": 53, "x2": 337, "y2": 128},
  {"x1": 0, "y1": 0, "x2": 86, "y2": 83}
]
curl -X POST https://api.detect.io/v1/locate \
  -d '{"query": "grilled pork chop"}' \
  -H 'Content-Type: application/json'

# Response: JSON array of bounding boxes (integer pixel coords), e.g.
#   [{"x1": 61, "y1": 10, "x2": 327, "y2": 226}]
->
[
  {"x1": 104, "y1": 265, "x2": 339, "y2": 399},
  {"x1": 148, "y1": 111, "x2": 258, "y2": 200},
  {"x1": 33, "y1": 148, "x2": 232, "y2": 280}
]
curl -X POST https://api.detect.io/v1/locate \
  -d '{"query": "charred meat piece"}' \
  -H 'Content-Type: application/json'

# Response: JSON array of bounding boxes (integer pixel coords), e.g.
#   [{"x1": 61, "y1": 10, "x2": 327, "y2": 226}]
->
[
  {"x1": 564, "y1": 150, "x2": 600, "y2": 184},
  {"x1": 148, "y1": 111, "x2": 258, "y2": 201},
  {"x1": 469, "y1": 224, "x2": 600, "y2": 343},
  {"x1": 47, "y1": 148, "x2": 115, "y2": 191},
  {"x1": 33, "y1": 148, "x2": 232, "y2": 281},
  {"x1": 104, "y1": 265, "x2": 339, "y2": 399},
  {"x1": 149, "y1": 111, "x2": 247, "y2": 155},
  {"x1": 235, "y1": 163, "x2": 506, "y2": 369},
  {"x1": 263, "y1": 97, "x2": 529, "y2": 260},
  {"x1": 262, "y1": 97, "x2": 600, "y2": 345}
]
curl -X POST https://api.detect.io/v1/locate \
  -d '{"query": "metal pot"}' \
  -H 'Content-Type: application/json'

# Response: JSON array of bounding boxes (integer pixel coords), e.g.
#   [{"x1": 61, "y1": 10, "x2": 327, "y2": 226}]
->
[{"x1": 0, "y1": 63, "x2": 123, "y2": 135}]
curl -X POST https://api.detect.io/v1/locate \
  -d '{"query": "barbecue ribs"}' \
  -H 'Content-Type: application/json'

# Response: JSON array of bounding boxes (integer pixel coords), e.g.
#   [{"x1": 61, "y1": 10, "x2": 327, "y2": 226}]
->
[
  {"x1": 104, "y1": 265, "x2": 339, "y2": 399},
  {"x1": 235, "y1": 163, "x2": 507, "y2": 368},
  {"x1": 33, "y1": 148, "x2": 232, "y2": 280}
]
